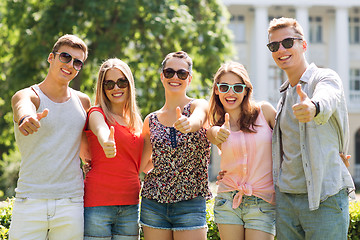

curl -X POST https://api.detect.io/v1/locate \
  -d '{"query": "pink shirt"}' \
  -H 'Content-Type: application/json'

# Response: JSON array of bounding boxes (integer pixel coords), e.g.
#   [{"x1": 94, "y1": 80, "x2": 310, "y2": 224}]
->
[{"x1": 217, "y1": 110, "x2": 275, "y2": 209}]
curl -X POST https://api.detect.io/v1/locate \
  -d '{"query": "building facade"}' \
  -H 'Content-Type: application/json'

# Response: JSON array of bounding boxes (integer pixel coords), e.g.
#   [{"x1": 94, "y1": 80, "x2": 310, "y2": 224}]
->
[{"x1": 222, "y1": 0, "x2": 360, "y2": 184}]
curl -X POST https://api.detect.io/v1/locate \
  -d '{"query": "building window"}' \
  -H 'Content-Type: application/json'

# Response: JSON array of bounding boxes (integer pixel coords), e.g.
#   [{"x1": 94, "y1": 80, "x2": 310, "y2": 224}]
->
[
  {"x1": 229, "y1": 15, "x2": 245, "y2": 43},
  {"x1": 349, "y1": 17, "x2": 360, "y2": 44},
  {"x1": 309, "y1": 16, "x2": 323, "y2": 43},
  {"x1": 350, "y1": 68, "x2": 360, "y2": 101}
]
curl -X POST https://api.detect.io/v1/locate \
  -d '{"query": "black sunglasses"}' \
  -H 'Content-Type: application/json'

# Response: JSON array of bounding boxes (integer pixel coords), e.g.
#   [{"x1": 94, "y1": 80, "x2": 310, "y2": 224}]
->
[
  {"x1": 163, "y1": 68, "x2": 190, "y2": 80},
  {"x1": 267, "y1": 38, "x2": 303, "y2": 52},
  {"x1": 54, "y1": 52, "x2": 84, "y2": 71},
  {"x1": 217, "y1": 83, "x2": 246, "y2": 94},
  {"x1": 103, "y1": 78, "x2": 129, "y2": 90}
]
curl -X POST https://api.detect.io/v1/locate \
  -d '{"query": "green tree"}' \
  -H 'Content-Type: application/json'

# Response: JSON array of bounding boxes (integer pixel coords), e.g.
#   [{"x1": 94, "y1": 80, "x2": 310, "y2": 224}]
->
[{"x1": 0, "y1": 0, "x2": 234, "y2": 199}]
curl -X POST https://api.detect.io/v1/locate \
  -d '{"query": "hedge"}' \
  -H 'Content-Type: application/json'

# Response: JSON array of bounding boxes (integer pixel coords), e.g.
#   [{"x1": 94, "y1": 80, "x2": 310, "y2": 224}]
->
[{"x1": 1, "y1": 198, "x2": 359, "y2": 240}]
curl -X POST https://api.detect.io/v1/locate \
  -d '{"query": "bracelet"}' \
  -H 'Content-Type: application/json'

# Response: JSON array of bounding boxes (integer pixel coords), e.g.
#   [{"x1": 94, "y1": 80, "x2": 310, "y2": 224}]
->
[
  {"x1": 18, "y1": 115, "x2": 30, "y2": 126},
  {"x1": 311, "y1": 101, "x2": 320, "y2": 117}
]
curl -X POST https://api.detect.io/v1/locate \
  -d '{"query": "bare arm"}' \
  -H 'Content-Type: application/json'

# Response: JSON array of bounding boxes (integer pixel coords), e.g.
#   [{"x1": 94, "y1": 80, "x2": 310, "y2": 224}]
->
[
  {"x1": 11, "y1": 88, "x2": 49, "y2": 136},
  {"x1": 88, "y1": 111, "x2": 116, "y2": 158},
  {"x1": 139, "y1": 116, "x2": 153, "y2": 173},
  {"x1": 174, "y1": 99, "x2": 209, "y2": 133},
  {"x1": 260, "y1": 101, "x2": 276, "y2": 129}
]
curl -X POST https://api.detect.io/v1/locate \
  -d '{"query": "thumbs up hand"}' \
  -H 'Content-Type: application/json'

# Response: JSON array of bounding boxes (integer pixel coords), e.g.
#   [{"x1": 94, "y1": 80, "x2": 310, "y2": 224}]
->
[
  {"x1": 173, "y1": 106, "x2": 191, "y2": 133},
  {"x1": 292, "y1": 85, "x2": 316, "y2": 123},
  {"x1": 102, "y1": 126, "x2": 116, "y2": 158},
  {"x1": 19, "y1": 108, "x2": 49, "y2": 136},
  {"x1": 215, "y1": 113, "x2": 231, "y2": 143}
]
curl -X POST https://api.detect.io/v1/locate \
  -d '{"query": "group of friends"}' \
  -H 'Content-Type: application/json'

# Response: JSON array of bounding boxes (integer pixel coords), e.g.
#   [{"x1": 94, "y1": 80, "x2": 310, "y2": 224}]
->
[{"x1": 8, "y1": 17, "x2": 355, "y2": 240}]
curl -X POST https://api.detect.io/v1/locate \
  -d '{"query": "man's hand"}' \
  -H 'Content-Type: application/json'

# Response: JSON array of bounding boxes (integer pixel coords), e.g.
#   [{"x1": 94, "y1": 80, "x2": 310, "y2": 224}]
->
[
  {"x1": 19, "y1": 109, "x2": 49, "y2": 136},
  {"x1": 292, "y1": 85, "x2": 316, "y2": 123}
]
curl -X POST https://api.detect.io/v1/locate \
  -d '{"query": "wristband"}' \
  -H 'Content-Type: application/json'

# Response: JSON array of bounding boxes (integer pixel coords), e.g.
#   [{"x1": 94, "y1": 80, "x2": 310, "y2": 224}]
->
[
  {"x1": 311, "y1": 101, "x2": 320, "y2": 117},
  {"x1": 18, "y1": 115, "x2": 30, "y2": 126}
]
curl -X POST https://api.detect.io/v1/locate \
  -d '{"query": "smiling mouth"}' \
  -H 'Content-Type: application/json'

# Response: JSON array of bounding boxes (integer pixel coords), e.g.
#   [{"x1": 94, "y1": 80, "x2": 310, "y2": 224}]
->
[
  {"x1": 61, "y1": 68, "x2": 71, "y2": 74},
  {"x1": 169, "y1": 82, "x2": 181, "y2": 87},
  {"x1": 279, "y1": 55, "x2": 291, "y2": 60},
  {"x1": 225, "y1": 97, "x2": 237, "y2": 104},
  {"x1": 112, "y1": 92, "x2": 124, "y2": 97}
]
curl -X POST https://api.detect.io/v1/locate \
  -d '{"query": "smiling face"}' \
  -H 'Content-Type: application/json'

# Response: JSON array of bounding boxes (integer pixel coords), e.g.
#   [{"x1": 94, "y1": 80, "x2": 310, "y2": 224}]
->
[
  {"x1": 269, "y1": 27, "x2": 307, "y2": 73},
  {"x1": 215, "y1": 72, "x2": 246, "y2": 114},
  {"x1": 160, "y1": 57, "x2": 192, "y2": 92},
  {"x1": 48, "y1": 45, "x2": 86, "y2": 84},
  {"x1": 103, "y1": 68, "x2": 129, "y2": 108}
]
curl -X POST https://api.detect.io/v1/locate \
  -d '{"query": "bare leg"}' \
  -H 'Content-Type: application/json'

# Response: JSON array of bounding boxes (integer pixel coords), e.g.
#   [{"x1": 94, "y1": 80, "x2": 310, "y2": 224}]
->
[
  {"x1": 217, "y1": 224, "x2": 245, "y2": 240},
  {"x1": 142, "y1": 226, "x2": 173, "y2": 240},
  {"x1": 173, "y1": 227, "x2": 207, "y2": 240}
]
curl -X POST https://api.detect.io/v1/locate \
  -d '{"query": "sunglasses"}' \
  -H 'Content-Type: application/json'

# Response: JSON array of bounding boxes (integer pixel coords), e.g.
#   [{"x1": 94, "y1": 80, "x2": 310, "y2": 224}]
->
[
  {"x1": 103, "y1": 78, "x2": 129, "y2": 90},
  {"x1": 54, "y1": 52, "x2": 84, "y2": 71},
  {"x1": 267, "y1": 37, "x2": 303, "y2": 52},
  {"x1": 217, "y1": 83, "x2": 246, "y2": 94},
  {"x1": 163, "y1": 68, "x2": 190, "y2": 80}
]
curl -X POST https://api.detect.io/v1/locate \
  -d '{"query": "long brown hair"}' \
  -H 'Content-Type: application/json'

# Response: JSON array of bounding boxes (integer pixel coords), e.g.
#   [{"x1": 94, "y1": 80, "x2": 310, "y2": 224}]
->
[
  {"x1": 95, "y1": 58, "x2": 142, "y2": 134},
  {"x1": 209, "y1": 61, "x2": 259, "y2": 133}
]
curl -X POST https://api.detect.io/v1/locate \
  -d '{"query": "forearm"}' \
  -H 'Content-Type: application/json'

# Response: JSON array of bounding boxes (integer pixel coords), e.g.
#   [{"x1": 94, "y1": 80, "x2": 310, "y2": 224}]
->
[{"x1": 11, "y1": 93, "x2": 37, "y2": 123}]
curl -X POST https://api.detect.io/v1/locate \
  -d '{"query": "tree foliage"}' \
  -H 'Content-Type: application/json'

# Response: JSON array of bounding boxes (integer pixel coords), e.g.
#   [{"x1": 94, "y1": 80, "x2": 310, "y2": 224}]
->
[{"x1": 0, "y1": 0, "x2": 234, "y2": 198}]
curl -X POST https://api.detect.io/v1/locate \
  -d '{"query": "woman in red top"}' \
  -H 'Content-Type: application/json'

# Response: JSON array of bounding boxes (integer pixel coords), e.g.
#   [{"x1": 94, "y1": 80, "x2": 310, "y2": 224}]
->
[{"x1": 83, "y1": 58, "x2": 144, "y2": 240}]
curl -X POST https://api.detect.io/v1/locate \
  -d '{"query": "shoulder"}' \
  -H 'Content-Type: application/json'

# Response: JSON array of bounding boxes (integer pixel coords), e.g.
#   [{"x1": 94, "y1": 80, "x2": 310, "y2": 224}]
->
[
  {"x1": 11, "y1": 86, "x2": 40, "y2": 105},
  {"x1": 190, "y1": 98, "x2": 209, "y2": 110},
  {"x1": 74, "y1": 90, "x2": 91, "y2": 111},
  {"x1": 259, "y1": 101, "x2": 276, "y2": 129}
]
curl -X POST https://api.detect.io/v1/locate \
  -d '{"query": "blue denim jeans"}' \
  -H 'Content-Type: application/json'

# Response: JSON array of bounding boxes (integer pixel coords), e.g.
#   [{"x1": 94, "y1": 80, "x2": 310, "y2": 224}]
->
[
  {"x1": 140, "y1": 197, "x2": 207, "y2": 231},
  {"x1": 275, "y1": 187, "x2": 349, "y2": 240},
  {"x1": 84, "y1": 205, "x2": 139, "y2": 240}
]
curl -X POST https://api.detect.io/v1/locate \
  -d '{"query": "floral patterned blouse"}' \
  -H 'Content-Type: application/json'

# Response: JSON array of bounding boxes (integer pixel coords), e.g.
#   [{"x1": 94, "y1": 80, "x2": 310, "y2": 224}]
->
[{"x1": 141, "y1": 100, "x2": 212, "y2": 203}]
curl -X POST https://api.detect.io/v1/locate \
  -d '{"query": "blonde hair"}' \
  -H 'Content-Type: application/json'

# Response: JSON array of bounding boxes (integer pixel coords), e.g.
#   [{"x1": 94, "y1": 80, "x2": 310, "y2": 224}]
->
[
  {"x1": 95, "y1": 58, "x2": 142, "y2": 134},
  {"x1": 268, "y1": 17, "x2": 304, "y2": 40},
  {"x1": 209, "y1": 61, "x2": 259, "y2": 133},
  {"x1": 52, "y1": 34, "x2": 88, "y2": 61}
]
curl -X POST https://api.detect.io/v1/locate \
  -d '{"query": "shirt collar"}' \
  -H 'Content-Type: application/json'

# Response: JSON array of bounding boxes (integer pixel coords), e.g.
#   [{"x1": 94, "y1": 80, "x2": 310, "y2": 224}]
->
[{"x1": 279, "y1": 63, "x2": 317, "y2": 93}]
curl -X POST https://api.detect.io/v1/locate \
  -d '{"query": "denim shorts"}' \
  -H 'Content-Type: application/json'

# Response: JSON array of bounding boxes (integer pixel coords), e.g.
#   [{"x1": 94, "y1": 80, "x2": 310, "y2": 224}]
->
[
  {"x1": 140, "y1": 197, "x2": 207, "y2": 231},
  {"x1": 214, "y1": 191, "x2": 276, "y2": 236},
  {"x1": 275, "y1": 187, "x2": 349, "y2": 240},
  {"x1": 84, "y1": 204, "x2": 139, "y2": 240}
]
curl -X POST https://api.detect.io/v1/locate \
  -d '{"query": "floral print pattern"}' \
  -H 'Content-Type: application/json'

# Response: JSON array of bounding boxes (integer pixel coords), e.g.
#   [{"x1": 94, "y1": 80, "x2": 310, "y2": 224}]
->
[{"x1": 141, "y1": 101, "x2": 212, "y2": 203}]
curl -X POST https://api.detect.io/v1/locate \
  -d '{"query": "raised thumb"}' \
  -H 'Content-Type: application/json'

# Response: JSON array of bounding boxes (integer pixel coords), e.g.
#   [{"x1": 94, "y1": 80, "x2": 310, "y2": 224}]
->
[
  {"x1": 37, "y1": 108, "x2": 49, "y2": 121},
  {"x1": 176, "y1": 106, "x2": 182, "y2": 120},
  {"x1": 109, "y1": 126, "x2": 115, "y2": 141},
  {"x1": 296, "y1": 85, "x2": 307, "y2": 102},
  {"x1": 223, "y1": 113, "x2": 230, "y2": 130}
]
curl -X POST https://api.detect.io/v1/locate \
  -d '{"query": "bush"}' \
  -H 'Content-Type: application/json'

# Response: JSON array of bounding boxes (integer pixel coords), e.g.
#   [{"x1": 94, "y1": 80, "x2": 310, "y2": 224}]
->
[
  {"x1": 1, "y1": 198, "x2": 359, "y2": 239},
  {"x1": 349, "y1": 201, "x2": 360, "y2": 240},
  {"x1": 0, "y1": 197, "x2": 14, "y2": 240},
  {"x1": 206, "y1": 198, "x2": 220, "y2": 240}
]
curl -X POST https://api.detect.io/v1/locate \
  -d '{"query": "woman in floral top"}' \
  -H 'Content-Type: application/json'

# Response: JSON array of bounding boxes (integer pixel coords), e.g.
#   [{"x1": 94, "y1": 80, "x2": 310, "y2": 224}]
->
[{"x1": 140, "y1": 51, "x2": 212, "y2": 240}]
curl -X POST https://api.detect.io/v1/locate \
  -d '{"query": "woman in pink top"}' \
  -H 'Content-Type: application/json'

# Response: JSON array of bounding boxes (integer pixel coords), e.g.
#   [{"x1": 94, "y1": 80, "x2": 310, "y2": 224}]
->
[{"x1": 207, "y1": 62, "x2": 276, "y2": 240}]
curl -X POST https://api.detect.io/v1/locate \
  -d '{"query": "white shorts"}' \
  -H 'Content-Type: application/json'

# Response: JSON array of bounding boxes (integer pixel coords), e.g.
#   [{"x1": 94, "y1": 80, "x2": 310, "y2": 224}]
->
[{"x1": 9, "y1": 197, "x2": 84, "y2": 240}]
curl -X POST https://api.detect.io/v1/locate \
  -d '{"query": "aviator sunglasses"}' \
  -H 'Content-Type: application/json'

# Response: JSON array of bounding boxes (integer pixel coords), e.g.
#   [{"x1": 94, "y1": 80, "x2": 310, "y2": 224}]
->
[
  {"x1": 217, "y1": 83, "x2": 246, "y2": 94},
  {"x1": 53, "y1": 52, "x2": 84, "y2": 71},
  {"x1": 163, "y1": 68, "x2": 190, "y2": 80},
  {"x1": 103, "y1": 78, "x2": 129, "y2": 90},
  {"x1": 267, "y1": 37, "x2": 303, "y2": 52}
]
